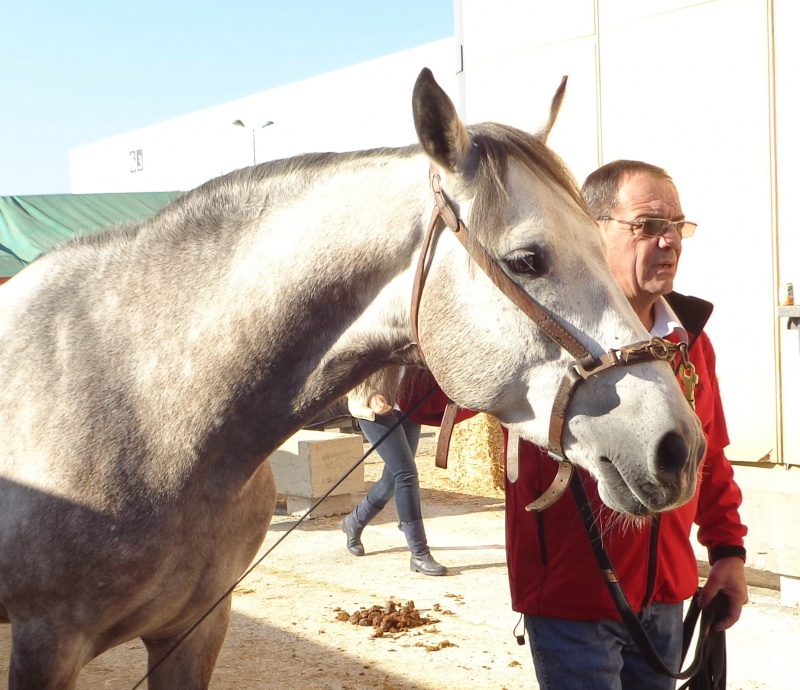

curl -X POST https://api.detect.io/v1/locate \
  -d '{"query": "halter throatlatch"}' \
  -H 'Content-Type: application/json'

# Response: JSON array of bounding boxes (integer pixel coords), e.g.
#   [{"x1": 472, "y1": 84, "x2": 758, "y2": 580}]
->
[{"x1": 411, "y1": 169, "x2": 697, "y2": 511}]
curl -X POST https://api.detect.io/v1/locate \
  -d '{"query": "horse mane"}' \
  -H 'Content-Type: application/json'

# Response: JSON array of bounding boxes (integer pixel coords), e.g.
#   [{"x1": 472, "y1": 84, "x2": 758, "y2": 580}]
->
[
  {"x1": 55, "y1": 125, "x2": 583, "y2": 266},
  {"x1": 58, "y1": 146, "x2": 420, "y2": 259},
  {"x1": 148, "y1": 146, "x2": 420, "y2": 238}
]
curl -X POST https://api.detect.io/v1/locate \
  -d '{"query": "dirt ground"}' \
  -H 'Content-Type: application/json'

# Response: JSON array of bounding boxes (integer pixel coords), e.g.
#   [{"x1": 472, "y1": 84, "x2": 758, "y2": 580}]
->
[{"x1": 1, "y1": 428, "x2": 799, "y2": 689}]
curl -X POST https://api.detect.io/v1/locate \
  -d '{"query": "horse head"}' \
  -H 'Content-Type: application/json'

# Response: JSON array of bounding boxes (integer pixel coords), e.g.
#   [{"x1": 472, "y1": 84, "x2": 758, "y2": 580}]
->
[{"x1": 409, "y1": 68, "x2": 705, "y2": 516}]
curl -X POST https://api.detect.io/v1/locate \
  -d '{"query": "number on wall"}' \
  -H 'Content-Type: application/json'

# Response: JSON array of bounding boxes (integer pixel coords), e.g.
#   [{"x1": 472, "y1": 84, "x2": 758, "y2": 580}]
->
[{"x1": 129, "y1": 149, "x2": 143, "y2": 173}]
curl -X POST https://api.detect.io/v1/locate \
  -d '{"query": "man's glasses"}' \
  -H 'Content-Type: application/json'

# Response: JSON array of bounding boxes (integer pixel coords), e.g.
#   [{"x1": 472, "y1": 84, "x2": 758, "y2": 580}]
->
[{"x1": 598, "y1": 217, "x2": 698, "y2": 238}]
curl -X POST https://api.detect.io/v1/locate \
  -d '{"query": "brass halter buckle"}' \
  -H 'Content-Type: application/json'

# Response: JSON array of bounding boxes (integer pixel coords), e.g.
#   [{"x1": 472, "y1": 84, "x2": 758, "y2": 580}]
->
[
  {"x1": 571, "y1": 337, "x2": 678, "y2": 380},
  {"x1": 677, "y1": 342, "x2": 698, "y2": 410},
  {"x1": 626, "y1": 339, "x2": 697, "y2": 411}
]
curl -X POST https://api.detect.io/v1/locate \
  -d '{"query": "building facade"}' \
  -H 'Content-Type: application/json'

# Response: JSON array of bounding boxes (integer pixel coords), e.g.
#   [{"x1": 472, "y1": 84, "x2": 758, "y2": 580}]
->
[{"x1": 69, "y1": 39, "x2": 457, "y2": 193}]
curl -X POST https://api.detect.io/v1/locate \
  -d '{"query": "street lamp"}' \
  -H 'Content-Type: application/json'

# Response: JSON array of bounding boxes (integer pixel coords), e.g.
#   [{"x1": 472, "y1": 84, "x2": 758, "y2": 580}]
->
[{"x1": 232, "y1": 119, "x2": 274, "y2": 165}]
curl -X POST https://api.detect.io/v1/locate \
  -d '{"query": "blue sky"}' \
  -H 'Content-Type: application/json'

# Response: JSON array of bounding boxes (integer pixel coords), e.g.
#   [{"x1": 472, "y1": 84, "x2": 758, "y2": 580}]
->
[{"x1": 0, "y1": 1, "x2": 454, "y2": 196}]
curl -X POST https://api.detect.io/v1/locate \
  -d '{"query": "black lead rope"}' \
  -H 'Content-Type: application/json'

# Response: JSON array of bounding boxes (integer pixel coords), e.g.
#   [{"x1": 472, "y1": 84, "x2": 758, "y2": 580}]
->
[
  {"x1": 568, "y1": 470, "x2": 728, "y2": 688},
  {"x1": 130, "y1": 384, "x2": 438, "y2": 690},
  {"x1": 678, "y1": 591, "x2": 728, "y2": 690}
]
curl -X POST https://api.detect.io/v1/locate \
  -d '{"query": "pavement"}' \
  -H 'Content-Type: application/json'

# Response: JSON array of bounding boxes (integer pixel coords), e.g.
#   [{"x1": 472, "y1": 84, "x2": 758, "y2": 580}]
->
[{"x1": 225, "y1": 428, "x2": 800, "y2": 690}]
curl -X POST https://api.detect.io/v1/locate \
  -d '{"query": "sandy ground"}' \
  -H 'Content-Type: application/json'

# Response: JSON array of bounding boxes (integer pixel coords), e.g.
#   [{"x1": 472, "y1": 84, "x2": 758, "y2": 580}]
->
[{"x1": 1, "y1": 429, "x2": 798, "y2": 689}]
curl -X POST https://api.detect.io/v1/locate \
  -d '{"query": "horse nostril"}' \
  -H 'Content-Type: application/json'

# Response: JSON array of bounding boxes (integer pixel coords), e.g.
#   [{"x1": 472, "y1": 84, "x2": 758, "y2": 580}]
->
[{"x1": 655, "y1": 432, "x2": 689, "y2": 486}]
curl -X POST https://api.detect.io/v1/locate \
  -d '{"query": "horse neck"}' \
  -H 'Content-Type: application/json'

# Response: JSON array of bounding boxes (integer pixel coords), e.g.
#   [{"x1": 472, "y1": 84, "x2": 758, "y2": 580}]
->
[{"x1": 162, "y1": 155, "x2": 431, "y2": 464}]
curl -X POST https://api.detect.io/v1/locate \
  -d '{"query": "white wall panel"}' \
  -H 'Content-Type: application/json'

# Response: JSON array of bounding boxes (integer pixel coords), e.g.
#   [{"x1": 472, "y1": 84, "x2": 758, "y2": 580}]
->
[
  {"x1": 460, "y1": 0, "x2": 595, "y2": 65},
  {"x1": 598, "y1": 0, "x2": 774, "y2": 462},
  {"x1": 598, "y1": 0, "x2": 708, "y2": 29},
  {"x1": 774, "y1": 0, "x2": 800, "y2": 465}
]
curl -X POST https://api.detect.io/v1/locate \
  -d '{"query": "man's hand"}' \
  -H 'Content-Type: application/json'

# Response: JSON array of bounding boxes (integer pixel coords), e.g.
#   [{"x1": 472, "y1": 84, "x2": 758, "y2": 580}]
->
[{"x1": 699, "y1": 556, "x2": 748, "y2": 631}]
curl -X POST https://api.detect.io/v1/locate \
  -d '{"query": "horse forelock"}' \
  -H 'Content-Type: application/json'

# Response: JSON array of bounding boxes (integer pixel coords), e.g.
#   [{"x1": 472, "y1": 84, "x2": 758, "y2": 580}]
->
[{"x1": 463, "y1": 122, "x2": 589, "y2": 244}]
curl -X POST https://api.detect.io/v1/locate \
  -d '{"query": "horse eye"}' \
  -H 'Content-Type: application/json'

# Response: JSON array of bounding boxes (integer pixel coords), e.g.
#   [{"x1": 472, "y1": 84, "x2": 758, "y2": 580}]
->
[{"x1": 505, "y1": 251, "x2": 546, "y2": 277}]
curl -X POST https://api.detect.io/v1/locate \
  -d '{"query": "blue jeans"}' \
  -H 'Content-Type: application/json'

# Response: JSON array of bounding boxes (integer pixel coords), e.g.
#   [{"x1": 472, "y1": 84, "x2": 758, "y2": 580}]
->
[
  {"x1": 358, "y1": 411, "x2": 422, "y2": 523},
  {"x1": 525, "y1": 602, "x2": 683, "y2": 690}
]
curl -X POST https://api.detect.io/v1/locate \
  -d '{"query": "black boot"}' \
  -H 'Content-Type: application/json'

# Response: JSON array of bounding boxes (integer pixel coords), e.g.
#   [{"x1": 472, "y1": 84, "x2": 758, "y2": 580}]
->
[
  {"x1": 399, "y1": 519, "x2": 447, "y2": 576},
  {"x1": 340, "y1": 499, "x2": 381, "y2": 556}
]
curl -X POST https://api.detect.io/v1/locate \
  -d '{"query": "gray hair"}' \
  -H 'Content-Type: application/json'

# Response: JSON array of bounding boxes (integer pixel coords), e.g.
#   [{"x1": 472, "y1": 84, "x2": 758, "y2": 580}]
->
[{"x1": 581, "y1": 160, "x2": 675, "y2": 219}]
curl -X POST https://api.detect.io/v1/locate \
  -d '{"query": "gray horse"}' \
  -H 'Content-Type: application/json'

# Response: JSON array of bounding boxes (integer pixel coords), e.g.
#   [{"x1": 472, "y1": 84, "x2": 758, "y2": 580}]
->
[{"x1": 0, "y1": 69, "x2": 704, "y2": 688}]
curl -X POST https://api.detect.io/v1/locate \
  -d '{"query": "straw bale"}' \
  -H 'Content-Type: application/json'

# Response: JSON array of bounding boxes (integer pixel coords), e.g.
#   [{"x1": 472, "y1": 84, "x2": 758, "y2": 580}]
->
[{"x1": 444, "y1": 413, "x2": 505, "y2": 497}]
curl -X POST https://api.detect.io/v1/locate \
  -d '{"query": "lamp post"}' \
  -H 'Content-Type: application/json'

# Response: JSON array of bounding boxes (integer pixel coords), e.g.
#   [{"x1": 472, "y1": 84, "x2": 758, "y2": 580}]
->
[{"x1": 231, "y1": 119, "x2": 274, "y2": 165}]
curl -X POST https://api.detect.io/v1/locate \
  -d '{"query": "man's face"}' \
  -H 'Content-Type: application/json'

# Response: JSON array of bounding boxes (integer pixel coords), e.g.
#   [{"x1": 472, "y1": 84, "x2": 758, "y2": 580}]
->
[{"x1": 601, "y1": 171, "x2": 684, "y2": 312}]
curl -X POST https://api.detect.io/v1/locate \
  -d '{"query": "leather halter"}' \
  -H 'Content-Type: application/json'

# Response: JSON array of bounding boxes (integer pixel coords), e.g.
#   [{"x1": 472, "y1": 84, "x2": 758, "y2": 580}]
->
[{"x1": 411, "y1": 169, "x2": 690, "y2": 510}]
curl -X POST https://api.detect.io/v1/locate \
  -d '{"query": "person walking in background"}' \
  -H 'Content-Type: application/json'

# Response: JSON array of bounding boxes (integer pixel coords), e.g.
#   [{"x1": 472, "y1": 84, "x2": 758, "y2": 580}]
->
[{"x1": 340, "y1": 366, "x2": 447, "y2": 576}]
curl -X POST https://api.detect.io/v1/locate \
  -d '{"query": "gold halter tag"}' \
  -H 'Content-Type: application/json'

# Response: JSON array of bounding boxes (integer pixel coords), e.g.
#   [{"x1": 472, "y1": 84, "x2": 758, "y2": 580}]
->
[
  {"x1": 677, "y1": 342, "x2": 698, "y2": 410},
  {"x1": 679, "y1": 361, "x2": 699, "y2": 410}
]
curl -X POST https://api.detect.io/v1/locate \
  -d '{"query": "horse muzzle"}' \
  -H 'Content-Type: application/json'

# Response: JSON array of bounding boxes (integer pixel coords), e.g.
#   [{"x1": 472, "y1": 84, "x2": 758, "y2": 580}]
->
[{"x1": 596, "y1": 429, "x2": 706, "y2": 516}]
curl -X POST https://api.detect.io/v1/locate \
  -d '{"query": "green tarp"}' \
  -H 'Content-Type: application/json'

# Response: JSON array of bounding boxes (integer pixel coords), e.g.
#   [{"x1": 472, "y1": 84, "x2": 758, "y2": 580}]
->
[{"x1": 0, "y1": 192, "x2": 184, "y2": 277}]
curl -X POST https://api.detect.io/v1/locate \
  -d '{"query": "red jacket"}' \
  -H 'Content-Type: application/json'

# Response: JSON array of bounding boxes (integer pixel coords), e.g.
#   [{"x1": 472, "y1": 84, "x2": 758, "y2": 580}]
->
[
  {"x1": 407, "y1": 294, "x2": 747, "y2": 621},
  {"x1": 505, "y1": 328, "x2": 746, "y2": 620}
]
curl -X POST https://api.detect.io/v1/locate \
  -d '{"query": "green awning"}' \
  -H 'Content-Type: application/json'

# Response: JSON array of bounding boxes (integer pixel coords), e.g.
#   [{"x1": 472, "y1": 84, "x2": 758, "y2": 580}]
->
[{"x1": 0, "y1": 191, "x2": 183, "y2": 277}]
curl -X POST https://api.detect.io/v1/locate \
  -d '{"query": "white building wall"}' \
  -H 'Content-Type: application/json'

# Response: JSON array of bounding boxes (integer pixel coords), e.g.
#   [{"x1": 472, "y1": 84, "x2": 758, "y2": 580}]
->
[
  {"x1": 774, "y1": 0, "x2": 800, "y2": 466},
  {"x1": 69, "y1": 39, "x2": 457, "y2": 193},
  {"x1": 458, "y1": 0, "x2": 787, "y2": 467}
]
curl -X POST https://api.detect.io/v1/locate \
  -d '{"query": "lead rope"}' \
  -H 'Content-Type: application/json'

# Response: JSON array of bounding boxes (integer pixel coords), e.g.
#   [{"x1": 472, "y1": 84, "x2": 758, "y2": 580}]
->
[
  {"x1": 569, "y1": 469, "x2": 728, "y2": 685},
  {"x1": 129, "y1": 384, "x2": 438, "y2": 690}
]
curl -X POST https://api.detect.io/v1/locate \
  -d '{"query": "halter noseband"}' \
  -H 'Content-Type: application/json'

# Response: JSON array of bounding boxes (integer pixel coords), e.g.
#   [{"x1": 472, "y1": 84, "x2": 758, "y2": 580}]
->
[{"x1": 410, "y1": 169, "x2": 694, "y2": 510}]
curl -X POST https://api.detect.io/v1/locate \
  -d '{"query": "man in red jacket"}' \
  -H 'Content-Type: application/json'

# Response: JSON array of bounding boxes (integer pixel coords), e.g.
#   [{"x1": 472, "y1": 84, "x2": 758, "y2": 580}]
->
[{"x1": 505, "y1": 160, "x2": 748, "y2": 689}]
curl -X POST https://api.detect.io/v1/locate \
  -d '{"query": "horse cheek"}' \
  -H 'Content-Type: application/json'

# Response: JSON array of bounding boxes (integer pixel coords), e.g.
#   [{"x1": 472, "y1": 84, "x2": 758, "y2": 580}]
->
[{"x1": 417, "y1": 289, "x2": 529, "y2": 412}]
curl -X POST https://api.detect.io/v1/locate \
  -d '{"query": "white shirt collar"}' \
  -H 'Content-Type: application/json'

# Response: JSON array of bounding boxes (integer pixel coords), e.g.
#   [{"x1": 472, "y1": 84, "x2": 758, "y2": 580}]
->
[{"x1": 651, "y1": 296, "x2": 688, "y2": 343}]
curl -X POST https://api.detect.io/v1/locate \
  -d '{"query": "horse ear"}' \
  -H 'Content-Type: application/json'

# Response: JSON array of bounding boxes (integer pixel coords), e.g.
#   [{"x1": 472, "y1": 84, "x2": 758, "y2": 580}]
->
[
  {"x1": 412, "y1": 68, "x2": 471, "y2": 173},
  {"x1": 538, "y1": 75, "x2": 568, "y2": 143}
]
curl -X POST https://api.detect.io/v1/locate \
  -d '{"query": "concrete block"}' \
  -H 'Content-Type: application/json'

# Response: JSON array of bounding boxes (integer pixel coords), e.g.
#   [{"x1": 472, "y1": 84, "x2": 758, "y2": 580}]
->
[
  {"x1": 269, "y1": 430, "x2": 364, "y2": 518},
  {"x1": 285, "y1": 493, "x2": 354, "y2": 519}
]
